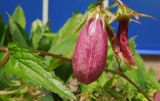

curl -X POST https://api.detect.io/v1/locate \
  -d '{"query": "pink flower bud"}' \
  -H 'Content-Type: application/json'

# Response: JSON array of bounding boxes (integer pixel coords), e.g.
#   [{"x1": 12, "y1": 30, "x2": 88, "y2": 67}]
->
[
  {"x1": 116, "y1": 16, "x2": 135, "y2": 67},
  {"x1": 106, "y1": 16, "x2": 135, "y2": 67},
  {"x1": 154, "y1": 92, "x2": 160, "y2": 101},
  {"x1": 72, "y1": 14, "x2": 108, "y2": 84}
]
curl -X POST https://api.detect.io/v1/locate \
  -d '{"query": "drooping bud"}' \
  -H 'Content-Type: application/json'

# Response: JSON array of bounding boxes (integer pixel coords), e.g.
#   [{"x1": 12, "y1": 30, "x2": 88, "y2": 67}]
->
[
  {"x1": 106, "y1": 4, "x2": 137, "y2": 68},
  {"x1": 116, "y1": 16, "x2": 135, "y2": 67},
  {"x1": 106, "y1": 16, "x2": 135, "y2": 68},
  {"x1": 106, "y1": 1, "x2": 153, "y2": 68},
  {"x1": 72, "y1": 14, "x2": 108, "y2": 84}
]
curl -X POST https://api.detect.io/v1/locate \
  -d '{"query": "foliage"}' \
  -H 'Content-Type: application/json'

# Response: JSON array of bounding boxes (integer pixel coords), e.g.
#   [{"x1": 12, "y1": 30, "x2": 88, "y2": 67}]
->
[{"x1": 0, "y1": 2, "x2": 159, "y2": 101}]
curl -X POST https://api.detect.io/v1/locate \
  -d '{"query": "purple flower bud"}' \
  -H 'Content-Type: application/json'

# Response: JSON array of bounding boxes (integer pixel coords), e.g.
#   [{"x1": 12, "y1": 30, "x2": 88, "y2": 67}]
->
[
  {"x1": 72, "y1": 14, "x2": 108, "y2": 84},
  {"x1": 117, "y1": 16, "x2": 135, "y2": 66}
]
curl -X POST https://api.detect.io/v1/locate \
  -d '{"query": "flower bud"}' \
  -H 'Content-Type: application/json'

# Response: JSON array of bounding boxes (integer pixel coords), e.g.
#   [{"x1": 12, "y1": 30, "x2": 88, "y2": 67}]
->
[
  {"x1": 117, "y1": 16, "x2": 135, "y2": 67},
  {"x1": 72, "y1": 14, "x2": 108, "y2": 84}
]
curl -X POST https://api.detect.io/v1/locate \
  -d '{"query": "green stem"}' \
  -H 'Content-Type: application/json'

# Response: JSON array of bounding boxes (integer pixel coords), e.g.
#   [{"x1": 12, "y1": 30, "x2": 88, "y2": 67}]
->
[{"x1": 115, "y1": 57, "x2": 122, "y2": 72}]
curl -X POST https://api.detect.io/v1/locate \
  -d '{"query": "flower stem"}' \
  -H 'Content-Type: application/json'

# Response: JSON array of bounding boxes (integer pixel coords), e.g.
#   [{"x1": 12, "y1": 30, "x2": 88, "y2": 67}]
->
[
  {"x1": 104, "y1": 68, "x2": 151, "y2": 101},
  {"x1": 115, "y1": 57, "x2": 122, "y2": 72},
  {"x1": 32, "y1": 50, "x2": 72, "y2": 62},
  {"x1": 0, "y1": 46, "x2": 10, "y2": 67}
]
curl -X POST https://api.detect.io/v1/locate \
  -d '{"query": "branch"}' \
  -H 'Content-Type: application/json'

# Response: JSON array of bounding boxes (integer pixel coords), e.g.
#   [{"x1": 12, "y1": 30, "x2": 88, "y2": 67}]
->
[
  {"x1": 32, "y1": 50, "x2": 72, "y2": 62},
  {"x1": 104, "y1": 68, "x2": 151, "y2": 101},
  {"x1": 0, "y1": 46, "x2": 10, "y2": 67}
]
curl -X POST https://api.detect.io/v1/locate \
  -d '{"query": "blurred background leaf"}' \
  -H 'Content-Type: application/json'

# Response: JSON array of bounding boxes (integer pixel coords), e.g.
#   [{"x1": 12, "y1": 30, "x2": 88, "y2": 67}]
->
[{"x1": 1, "y1": 44, "x2": 76, "y2": 100}]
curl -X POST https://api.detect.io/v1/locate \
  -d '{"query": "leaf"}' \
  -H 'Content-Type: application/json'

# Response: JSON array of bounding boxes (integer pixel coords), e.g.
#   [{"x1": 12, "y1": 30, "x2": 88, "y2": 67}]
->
[
  {"x1": 8, "y1": 18, "x2": 28, "y2": 47},
  {"x1": 30, "y1": 19, "x2": 45, "y2": 49},
  {"x1": 80, "y1": 82, "x2": 97, "y2": 93},
  {"x1": 15, "y1": 23, "x2": 28, "y2": 41},
  {"x1": 97, "y1": 72, "x2": 109, "y2": 87},
  {"x1": 129, "y1": 37, "x2": 160, "y2": 91},
  {"x1": 79, "y1": 72, "x2": 112, "y2": 94},
  {"x1": 44, "y1": 21, "x2": 52, "y2": 32},
  {"x1": 147, "y1": 69, "x2": 160, "y2": 91},
  {"x1": 126, "y1": 52, "x2": 160, "y2": 91},
  {"x1": 5, "y1": 5, "x2": 28, "y2": 47},
  {"x1": 0, "y1": 52, "x2": 21, "y2": 89},
  {"x1": 134, "y1": 53, "x2": 147, "y2": 90},
  {"x1": 12, "y1": 6, "x2": 26, "y2": 29},
  {"x1": 124, "y1": 38, "x2": 146, "y2": 90},
  {"x1": 46, "y1": 13, "x2": 83, "y2": 69},
  {"x1": 2, "y1": 44, "x2": 76, "y2": 100},
  {"x1": 30, "y1": 19, "x2": 56, "y2": 50},
  {"x1": 129, "y1": 36, "x2": 137, "y2": 55},
  {"x1": 38, "y1": 33, "x2": 58, "y2": 51},
  {"x1": 49, "y1": 13, "x2": 83, "y2": 57}
]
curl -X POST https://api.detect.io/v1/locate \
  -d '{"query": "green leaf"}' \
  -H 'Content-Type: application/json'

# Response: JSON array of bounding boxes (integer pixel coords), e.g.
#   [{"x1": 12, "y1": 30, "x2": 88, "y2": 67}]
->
[
  {"x1": 129, "y1": 36, "x2": 137, "y2": 55},
  {"x1": 134, "y1": 53, "x2": 147, "y2": 90},
  {"x1": 8, "y1": 18, "x2": 28, "y2": 47},
  {"x1": 44, "y1": 21, "x2": 52, "y2": 32},
  {"x1": 1, "y1": 6, "x2": 27, "y2": 46},
  {"x1": 146, "y1": 68, "x2": 160, "y2": 91},
  {"x1": 97, "y1": 72, "x2": 109, "y2": 87},
  {"x1": 49, "y1": 13, "x2": 83, "y2": 57},
  {"x1": 12, "y1": 6, "x2": 26, "y2": 29},
  {"x1": 2, "y1": 44, "x2": 76, "y2": 100},
  {"x1": 0, "y1": 52, "x2": 21, "y2": 89},
  {"x1": 79, "y1": 72, "x2": 111, "y2": 94},
  {"x1": 15, "y1": 23, "x2": 28, "y2": 41},
  {"x1": 46, "y1": 13, "x2": 83, "y2": 69},
  {"x1": 80, "y1": 82, "x2": 97, "y2": 93},
  {"x1": 30, "y1": 19, "x2": 56, "y2": 50},
  {"x1": 30, "y1": 19, "x2": 45, "y2": 49},
  {"x1": 126, "y1": 52, "x2": 160, "y2": 91},
  {"x1": 37, "y1": 34, "x2": 52, "y2": 51}
]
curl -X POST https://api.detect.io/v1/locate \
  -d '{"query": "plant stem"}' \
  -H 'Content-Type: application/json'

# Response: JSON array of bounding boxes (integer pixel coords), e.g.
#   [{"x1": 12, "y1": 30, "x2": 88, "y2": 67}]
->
[
  {"x1": 32, "y1": 50, "x2": 72, "y2": 62},
  {"x1": 104, "y1": 68, "x2": 151, "y2": 101},
  {"x1": 0, "y1": 46, "x2": 10, "y2": 66},
  {"x1": 115, "y1": 57, "x2": 122, "y2": 72}
]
